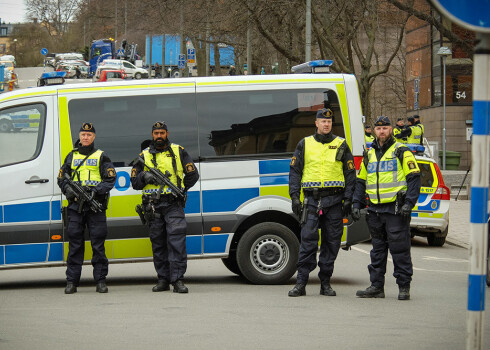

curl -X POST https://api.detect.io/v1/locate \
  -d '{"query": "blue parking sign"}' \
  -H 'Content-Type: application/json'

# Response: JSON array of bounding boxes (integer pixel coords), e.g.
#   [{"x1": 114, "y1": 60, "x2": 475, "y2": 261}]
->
[{"x1": 178, "y1": 54, "x2": 186, "y2": 69}]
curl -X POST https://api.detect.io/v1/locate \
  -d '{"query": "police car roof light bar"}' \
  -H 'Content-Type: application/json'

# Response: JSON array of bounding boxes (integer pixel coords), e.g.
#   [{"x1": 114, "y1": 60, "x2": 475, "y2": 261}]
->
[
  {"x1": 291, "y1": 60, "x2": 334, "y2": 74},
  {"x1": 39, "y1": 71, "x2": 66, "y2": 86}
]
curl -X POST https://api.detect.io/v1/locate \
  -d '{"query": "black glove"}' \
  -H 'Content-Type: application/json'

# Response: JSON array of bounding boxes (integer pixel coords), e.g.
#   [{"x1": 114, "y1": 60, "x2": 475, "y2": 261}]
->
[
  {"x1": 291, "y1": 197, "x2": 302, "y2": 217},
  {"x1": 342, "y1": 199, "x2": 352, "y2": 217},
  {"x1": 400, "y1": 203, "x2": 412, "y2": 218},
  {"x1": 352, "y1": 208, "x2": 361, "y2": 221},
  {"x1": 143, "y1": 171, "x2": 157, "y2": 185},
  {"x1": 65, "y1": 186, "x2": 76, "y2": 200}
]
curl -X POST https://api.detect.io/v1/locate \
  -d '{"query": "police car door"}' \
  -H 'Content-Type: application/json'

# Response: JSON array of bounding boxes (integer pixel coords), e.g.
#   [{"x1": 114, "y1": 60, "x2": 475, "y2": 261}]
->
[{"x1": 0, "y1": 95, "x2": 58, "y2": 266}]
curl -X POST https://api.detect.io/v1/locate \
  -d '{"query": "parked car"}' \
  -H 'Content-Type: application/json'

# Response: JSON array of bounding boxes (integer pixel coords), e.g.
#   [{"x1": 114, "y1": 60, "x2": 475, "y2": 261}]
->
[
  {"x1": 96, "y1": 59, "x2": 148, "y2": 79},
  {"x1": 96, "y1": 70, "x2": 128, "y2": 82},
  {"x1": 410, "y1": 154, "x2": 450, "y2": 246},
  {"x1": 56, "y1": 64, "x2": 89, "y2": 78}
]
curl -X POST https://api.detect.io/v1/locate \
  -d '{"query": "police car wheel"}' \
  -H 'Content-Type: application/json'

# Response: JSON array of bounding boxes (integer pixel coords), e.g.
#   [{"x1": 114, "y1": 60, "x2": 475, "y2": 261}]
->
[
  {"x1": 236, "y1": 222, "x2": 299, "y2": 285},
  {"x1": 135, "y1": 73, "x2": 142, "y2": 79},
  {"x1": 427, "y1": 228, "x2": 447, "y2": 247},
  {"x1": 221, "y1": 251, "x2": 242, "y2": 276},
  {"x1": 0, "y1": 120, "x2": 13, "y2": 133}
]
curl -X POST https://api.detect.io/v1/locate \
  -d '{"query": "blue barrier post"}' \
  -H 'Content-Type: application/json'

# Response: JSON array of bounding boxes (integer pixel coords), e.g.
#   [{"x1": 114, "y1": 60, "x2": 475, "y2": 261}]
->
[{"x1": 0, "y1": 65, "x2": 4, "y2": 92}]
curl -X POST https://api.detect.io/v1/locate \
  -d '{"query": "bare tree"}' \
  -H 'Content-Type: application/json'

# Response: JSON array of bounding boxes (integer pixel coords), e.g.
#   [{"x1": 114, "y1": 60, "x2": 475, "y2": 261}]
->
[{"x1": 25, "y1": 0, "x2": 82, "y2": 37}]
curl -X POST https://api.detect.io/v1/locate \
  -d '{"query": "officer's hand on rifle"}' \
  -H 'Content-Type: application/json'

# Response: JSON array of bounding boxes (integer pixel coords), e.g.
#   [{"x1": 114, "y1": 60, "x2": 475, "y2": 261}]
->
[
  {"x1": 65, "y1": 186, "x2": 76, "y2": 200},
  {"x1": 352, "y1": 208, "x2": 361, "y2": 221},
  {"x1": 291, "y1": 196, "x2": 302, "y2": 217},
  {"x1": 342, "y1": 199, "x2": 352, "y2": 217},
  {"x1": 143, "y1": 171, "x2": 157, "y2": 185},
  {"x1": 400, "y1": 203, "x2": 412, "y2": 219}
]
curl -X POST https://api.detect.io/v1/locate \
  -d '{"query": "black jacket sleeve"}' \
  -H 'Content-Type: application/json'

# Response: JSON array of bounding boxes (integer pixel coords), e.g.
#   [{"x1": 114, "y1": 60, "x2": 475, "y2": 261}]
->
[
  {"x1": 398, "y1": 127, "x2": 412, "y2": 139},
  {"x1": 341, "y1": 142, "x2": 356, "y2": 201},
  {"x1": 289, "y1": 138, "x2": 305, "y2": 199},
  {"x1": 130, "y1": 152, "x2": 146, "y2": 190},
  {"x1": 94, "y1": 152, "x2": 116, "y2": 195},
  {"x1": 180, "y1": 146, "x2": 199, "y2": 189},
  {"x1": 353, "y1": 178, "x2": 367, "y2": 209},
  {"x1": 57, "y1": 151, "x2": 74, "y2": 193},
  {"x1": 405, "y1": 172, "x2": 421, "y2": 208}
]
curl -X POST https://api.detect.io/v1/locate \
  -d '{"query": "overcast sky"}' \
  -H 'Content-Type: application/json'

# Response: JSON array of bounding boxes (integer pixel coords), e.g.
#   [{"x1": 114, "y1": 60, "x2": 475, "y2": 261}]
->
[{"x1": 0, "y1": 0, "x2": 27, "y2": 23}]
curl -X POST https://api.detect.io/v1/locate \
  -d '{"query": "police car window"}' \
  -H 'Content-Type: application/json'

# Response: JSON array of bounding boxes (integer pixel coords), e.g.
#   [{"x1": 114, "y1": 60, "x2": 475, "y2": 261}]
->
[
  {"x1": 197, "y1": 88, "x2": 343, "y2": 158},
  {"x1": 418, "y1": 162, "x2": 434, "y2": 187},
  {"x1": 68, "y1": 93, "x2": 198, "y2": 167},
  {"x1": 0, "y1": 103, "x2": 46, "y2": 167}
]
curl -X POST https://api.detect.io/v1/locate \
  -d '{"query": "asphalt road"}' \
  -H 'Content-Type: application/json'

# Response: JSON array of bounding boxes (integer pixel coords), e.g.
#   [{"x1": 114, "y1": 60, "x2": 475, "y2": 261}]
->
[
  {"x1": 15, "y1": 67, "x2": 92, "y2": 89},
  {"x1": 0, "y1": 239, "x2": 488, "y2": 350}
]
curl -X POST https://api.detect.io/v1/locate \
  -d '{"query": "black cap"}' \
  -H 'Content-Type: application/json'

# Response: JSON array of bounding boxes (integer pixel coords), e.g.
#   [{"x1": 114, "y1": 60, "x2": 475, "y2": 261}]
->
[
  {"x1": 316, "y1": 108, "x2": 334, "y2": 119},
  {"x1": 364, "y1": 124, "x2": 371, "y2": 129},
  {"x1": 374, "y1": 116, "x2": 391, "y2": 126},
  {"x1": 79, "y1": 122, "x2": 95, "y2": 133},
  {"x1": 397, "y1": 117, "x2": 404, "y2": 122},
  {"x1": 152, "y1": 121, "x2": 168, "y2": 131},
  {"x1": 407, "y1": 116, "x2": 415, "y2": 123},
  {"x1": 413, "y1": 114, "x2": 420, "y2": 119}
]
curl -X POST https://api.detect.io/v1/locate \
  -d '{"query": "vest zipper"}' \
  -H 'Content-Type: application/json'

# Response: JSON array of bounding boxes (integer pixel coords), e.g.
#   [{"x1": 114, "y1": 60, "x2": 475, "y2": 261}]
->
[{"x1": 376, "y1": 154, "x2": 381, "y2": 203}]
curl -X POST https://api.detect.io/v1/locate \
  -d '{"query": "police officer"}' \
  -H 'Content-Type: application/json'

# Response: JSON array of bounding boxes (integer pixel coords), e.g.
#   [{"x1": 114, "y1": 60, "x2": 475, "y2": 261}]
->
[
  {"x1": 406, "y1": 116, "x2": 423, "y2": 145},
  {"x1": 58, "y1": 123, "x2": 116, "y2": 294},
  {"x1": 413, "y1": 114, "x2": 424, "y2": 143},
  {"x1": 352, "y1": 116, "x2": 421, "y2": 300},
  {"x1": 131, "y1": 121, "x2": 199, "y2": 293},
  {"x1": 393, "y1": 117, "x2": 408, "y2": 144},
  {"x1": 364, "y1": 124, "x2": 375, "y2": 144},
  {"x1": 288, "y1": 108, "x2": 356, "y2": 297}
]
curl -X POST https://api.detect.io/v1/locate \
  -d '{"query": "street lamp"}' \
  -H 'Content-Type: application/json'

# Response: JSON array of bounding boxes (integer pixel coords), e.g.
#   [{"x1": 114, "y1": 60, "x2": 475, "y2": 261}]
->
[
  {"x1": 437, "y1": 46, "x2": 452, "y2": 170},
  {"x1": 13, "y1": 39, "x2": 17, "y2": 58}
]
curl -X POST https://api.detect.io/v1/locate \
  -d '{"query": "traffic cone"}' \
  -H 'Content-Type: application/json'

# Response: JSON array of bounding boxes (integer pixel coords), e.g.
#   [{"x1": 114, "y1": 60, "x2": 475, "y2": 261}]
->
[{"x1": 8, "y1": 81, "x2": 14, "y2": 91}]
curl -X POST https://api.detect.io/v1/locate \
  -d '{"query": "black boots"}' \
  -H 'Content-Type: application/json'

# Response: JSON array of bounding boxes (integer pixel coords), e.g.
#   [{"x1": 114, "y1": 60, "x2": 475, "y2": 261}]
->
[
  {"x1": 320, "y1": 281, "x2": 336, "y2": 296},
  {"x1": 152, "y1": 280, "x2": 170, "y2": 292},
  {"x1": 96, "y1": 281, "x2": 108, "y2": 293},
  {"x1": 356, "y1": 285, "x2": 385, "y2": 298},
  {"x1": 398, "y1": 286, "x2": 410, "y2": 300},
  {"x1": 288, "y1": 284, "x2": 306, "y2": 297},
  {"x1": 173, "y1": 280, "x2": 189, "y2": 293},
  {"x1": 64, "y1": 282, "x2": 77, "y2": 294}
]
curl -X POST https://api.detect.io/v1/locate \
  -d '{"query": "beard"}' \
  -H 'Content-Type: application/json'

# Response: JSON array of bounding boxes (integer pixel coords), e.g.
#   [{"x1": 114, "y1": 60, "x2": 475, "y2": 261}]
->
[{"x1": 154, "y1": 137, "x2": 168, "y2": 148}]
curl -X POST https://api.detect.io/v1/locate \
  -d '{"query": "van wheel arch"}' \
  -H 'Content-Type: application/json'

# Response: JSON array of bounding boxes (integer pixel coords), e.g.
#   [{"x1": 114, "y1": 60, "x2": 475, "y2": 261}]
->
[{"x1": 0, "y1": 119, "x2": 13, "y2": 132}]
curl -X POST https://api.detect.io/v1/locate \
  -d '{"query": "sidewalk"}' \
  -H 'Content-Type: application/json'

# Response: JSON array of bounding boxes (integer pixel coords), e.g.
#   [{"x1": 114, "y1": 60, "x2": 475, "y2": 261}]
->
[{"x1": 446, "y1": 199, "x2": 471, "y2": 248}]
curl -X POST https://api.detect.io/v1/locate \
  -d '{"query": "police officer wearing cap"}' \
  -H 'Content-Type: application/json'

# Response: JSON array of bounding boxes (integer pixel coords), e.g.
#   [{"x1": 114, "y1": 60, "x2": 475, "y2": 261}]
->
[
  {"x1": 352, "y1": 116, "x2": 421, "y2": 300},
  {"x1": 364, "y1": 125, "x2": 375, "y2": 144},
  {"x1": 57, "y1": 123, "x2": 116, "y2": 294},
  {"x1": 405, "y1": 116, "x2": 424, "y2": 145},
  {"x1": 288, "y1": 108, "x2": 356, "y2": 297},
  {"x1": 393, "y1": 117, "x2": 408, "y2": 144},
  {"x1": 131, "y1": 121, "x2": 199, "y2": 293}
]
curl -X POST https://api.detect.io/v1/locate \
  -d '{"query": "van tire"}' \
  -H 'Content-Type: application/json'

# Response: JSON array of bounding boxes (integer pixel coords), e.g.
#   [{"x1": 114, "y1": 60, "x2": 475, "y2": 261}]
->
[
  {"x1": 427, "y1": 228, "x2": 447, "y2": 247},
  {"x1": 171, "y1": 69, "x2": 180, "y2": 78},
  {"x1": 221, "y1": 253, "x2": 242, "y2": 276},
  {"x1": 134, "y1": 73, "x2": 142, "y2": 79},
  {"x1": 236, "y1": 222, "x2": 299, "y2": 285},
  {"x1": 0, "y1": 120, "x2": 13, "y2": 132}
]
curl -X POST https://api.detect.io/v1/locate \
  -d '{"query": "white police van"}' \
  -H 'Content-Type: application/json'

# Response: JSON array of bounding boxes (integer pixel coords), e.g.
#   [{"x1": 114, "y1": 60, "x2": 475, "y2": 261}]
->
[{"x1": 0, "y1": 61, "x2": 370, "y2": 284}]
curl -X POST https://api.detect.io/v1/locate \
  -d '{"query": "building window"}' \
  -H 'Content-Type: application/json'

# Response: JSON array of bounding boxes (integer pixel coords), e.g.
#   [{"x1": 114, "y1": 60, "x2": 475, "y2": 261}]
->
[
  {"x1": 0, "y1": 28, "x2": 7, "y2": 36},
  {"x1": 0, "y1": 44, "x2": 5, "y2": 53}
]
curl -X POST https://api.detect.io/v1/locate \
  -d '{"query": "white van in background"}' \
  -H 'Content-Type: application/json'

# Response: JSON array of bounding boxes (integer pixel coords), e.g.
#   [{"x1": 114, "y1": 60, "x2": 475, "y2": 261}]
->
[{"x1": 96, "y1": 59, "x2": 149, "y2": 79}]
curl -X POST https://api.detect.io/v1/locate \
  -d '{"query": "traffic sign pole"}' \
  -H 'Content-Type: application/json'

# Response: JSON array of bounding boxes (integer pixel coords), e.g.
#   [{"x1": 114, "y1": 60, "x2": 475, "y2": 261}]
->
[{"x1": 467, "y1": 34, "x2": 490, "y2": 350}]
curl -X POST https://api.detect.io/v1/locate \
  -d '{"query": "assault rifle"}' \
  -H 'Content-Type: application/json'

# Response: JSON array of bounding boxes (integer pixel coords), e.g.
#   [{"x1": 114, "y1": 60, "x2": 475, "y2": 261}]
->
[
  {"x1": 134, "y1": 157, "x2": 186, "y2": 202},
  {"x1": 64, "y1": 173, "x2": 104, "y2": 213}
]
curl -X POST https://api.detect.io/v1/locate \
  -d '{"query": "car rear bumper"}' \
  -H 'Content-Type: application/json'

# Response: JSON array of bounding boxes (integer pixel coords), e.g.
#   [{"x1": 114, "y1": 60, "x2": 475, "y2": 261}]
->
[{"x1": 411, "y1": 211, "x2": 449, "y2": 233}]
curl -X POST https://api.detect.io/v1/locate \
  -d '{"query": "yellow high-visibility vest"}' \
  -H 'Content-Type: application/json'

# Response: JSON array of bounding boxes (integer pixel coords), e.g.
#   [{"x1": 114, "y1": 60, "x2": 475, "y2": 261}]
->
[
  {"x1": 142, "y1": 144, "x2": 183, "y2": 195},
  {"x1": 71, "y1": 150, "x2": 103, "y2": 186}
]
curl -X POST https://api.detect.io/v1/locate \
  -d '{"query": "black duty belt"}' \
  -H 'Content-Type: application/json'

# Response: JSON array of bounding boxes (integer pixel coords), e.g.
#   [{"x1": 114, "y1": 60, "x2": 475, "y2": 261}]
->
[{"x1": 304, "y1": 187, "x2": 344, "y2": 197}]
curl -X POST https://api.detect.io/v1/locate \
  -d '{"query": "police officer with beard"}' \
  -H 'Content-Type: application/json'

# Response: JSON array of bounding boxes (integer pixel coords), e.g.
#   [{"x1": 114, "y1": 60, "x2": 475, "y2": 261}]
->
[
  {"x1": 352, "y1": 116, "x2": 421, "y2": 300},
  {"x1": 58, "y1": 123, "x2": 116, "y2": 294},
  {"x1": 131, "y1": 122, "x2": 199, "y2": 293},
  {"x1": 288, "y1": 108, "x2": 356, "y2": 297}
]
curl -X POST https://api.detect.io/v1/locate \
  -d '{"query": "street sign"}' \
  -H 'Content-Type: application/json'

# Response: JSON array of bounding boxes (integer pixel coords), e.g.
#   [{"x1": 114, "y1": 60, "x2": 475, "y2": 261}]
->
[
  {"x1": 178, "y1": 54, "x2": 186, "y2": 69},
  {"x1": 187, "y1": 48, "x2": 196, "y2": 66},
  {"x1": 414, "y1": 78, "x2": 420, "y2": 93},
  {"x1": 40, "y1": 48, "x2": 48, "y2": 56},
  {"x1": 430, "y1": 0, "x2": 490, "y2": 33}
]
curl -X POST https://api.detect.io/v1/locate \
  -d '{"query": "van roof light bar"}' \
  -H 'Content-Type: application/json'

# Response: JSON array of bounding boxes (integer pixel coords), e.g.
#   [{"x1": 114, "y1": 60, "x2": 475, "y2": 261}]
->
[{"x1": 291, "y1": 60, "x2": 334, "y2": 74}]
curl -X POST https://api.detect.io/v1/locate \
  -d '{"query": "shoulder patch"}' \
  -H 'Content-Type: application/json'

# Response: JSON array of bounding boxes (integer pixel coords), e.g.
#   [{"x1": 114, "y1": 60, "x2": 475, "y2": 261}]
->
[
  {"x1": 185, "y1": 162, "x2": 195, "y2": 173},
  {"x1": 347, "y1": 160, "x2": 355, "y2": 170},
  {"x1": 58, "y1": 168, "x2": 63, "y2": 178},
  {"x1": 290, "y1": 156, "x2": 296, "y2": 166},
  {"x1": 107, "y1": 168, "x2": 116, "y2": 177},
  {"x1": 131, "y1": 168, "x2": 137, "y2": 178},
  {"x1": 407, "y1": 161, "x2": 416, "y2": 170}
]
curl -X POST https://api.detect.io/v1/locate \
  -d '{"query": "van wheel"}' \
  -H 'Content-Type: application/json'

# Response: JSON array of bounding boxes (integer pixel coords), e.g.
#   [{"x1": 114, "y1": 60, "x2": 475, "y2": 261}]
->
[
  {"x1": 221, "y1": 252, "x2": 242, "y2": 276},
  {"x1": 134, "y1": 73, "x2": 142, "y2": 79},
  {"x1": 171, "y1": 69, "x2": 180, "y2": 78},
  {"x1": 427, "y1": 228, "x2": 447, "y2": 247},
  {"x1": 0, "y1": 120, "x2": 13, "y2": 132},
  {"x1": 236, "y1": 222, "x2": 299, "y2": 285}
]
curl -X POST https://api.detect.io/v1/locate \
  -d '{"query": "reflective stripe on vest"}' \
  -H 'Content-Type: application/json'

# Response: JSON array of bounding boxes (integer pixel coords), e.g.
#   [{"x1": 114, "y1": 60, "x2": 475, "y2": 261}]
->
[
  {"x1": 71, "y1": 150, "x2": 103, "y2": 187},
  {"x1": 142, "y1": 144, "x2": 183, "y2": 195},
  {"x1": 365, "y1": 142, "x2": 407, "y2": 204},
  {"x1": 301, "y1": 135, "x2": 345, "y2": 189}
]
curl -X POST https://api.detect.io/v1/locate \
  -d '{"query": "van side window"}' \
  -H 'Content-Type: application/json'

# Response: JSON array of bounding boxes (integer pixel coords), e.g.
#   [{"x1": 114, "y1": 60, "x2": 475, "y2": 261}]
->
[
  {"x1": 0, "y1": 103, "x2": 46, "y2": 167},
  {"x1": 197, "y1": 88, "x2": 343, "y2": 158},
  {"x1": 68, "y1": 94, "x2": 198, "y2": 166}
]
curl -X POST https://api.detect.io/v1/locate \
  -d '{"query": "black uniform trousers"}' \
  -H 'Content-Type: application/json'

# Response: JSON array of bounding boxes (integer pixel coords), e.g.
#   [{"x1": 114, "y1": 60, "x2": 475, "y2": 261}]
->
[
  {"x1": 66, "y1": 208, "x2": 109, "y2": 285},
  {"x1": 148, "y1": 202, "x2": 187, "y2": 283},
  {"x1": 366, "y1": 211, "x2": 413, "y2": 288},
  {"x1": 296, "y1": 198, "x2": 343, "y2": 285}
]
